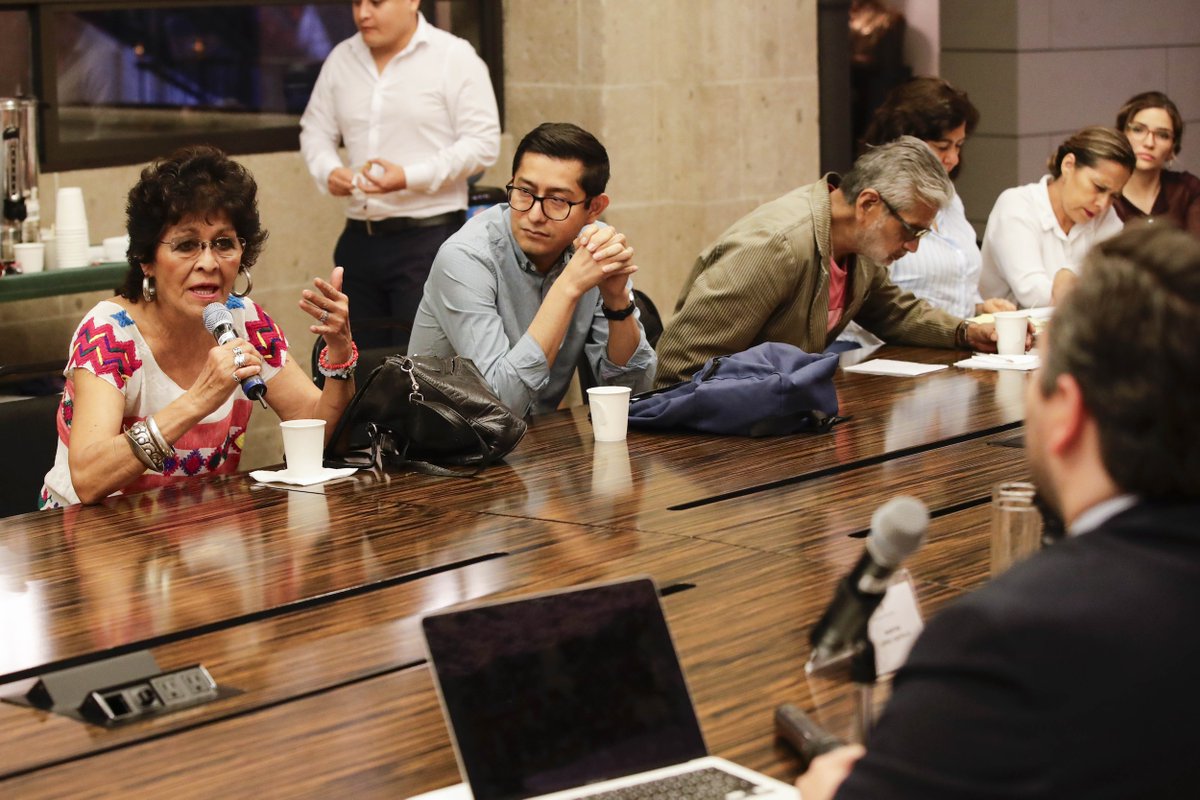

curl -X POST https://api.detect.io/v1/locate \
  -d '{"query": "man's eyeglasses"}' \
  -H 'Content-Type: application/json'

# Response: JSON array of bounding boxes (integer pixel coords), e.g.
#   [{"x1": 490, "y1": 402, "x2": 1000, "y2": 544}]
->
[
  {"x1": 878, "y1": 195, "x2": 931, "y2": 242},
  {"x1": 1125, "y1": 122, "x2": 1174, "y2": 144},
  {"x1": 160, "y1": 236, "x2": 246, "y2": 261},
  {"x1": 506, "y1": 184, "x2": 587, "y2": 222}
]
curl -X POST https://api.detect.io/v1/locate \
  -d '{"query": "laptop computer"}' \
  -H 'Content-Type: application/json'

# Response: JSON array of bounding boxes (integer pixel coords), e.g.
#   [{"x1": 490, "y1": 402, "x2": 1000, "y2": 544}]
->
[{"x1": 418, "y1": 576, "x2": 799, "y2": 800}]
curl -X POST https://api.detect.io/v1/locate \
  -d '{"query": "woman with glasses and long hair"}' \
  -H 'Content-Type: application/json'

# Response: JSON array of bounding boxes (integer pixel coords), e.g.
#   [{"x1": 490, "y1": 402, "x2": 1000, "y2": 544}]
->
[
  {"x1": 1112, "y1": 91, "x2": 1200, "y2": 236},
  {"x1": 979, "y1": 127, "x2": 1135, "y2": 308},
  {"x1": 40, "y1": 146, "x2": 358, "y2": 508},
  {"x1": 839, "y1": 77, "x2": 1014, "y2": 348}
]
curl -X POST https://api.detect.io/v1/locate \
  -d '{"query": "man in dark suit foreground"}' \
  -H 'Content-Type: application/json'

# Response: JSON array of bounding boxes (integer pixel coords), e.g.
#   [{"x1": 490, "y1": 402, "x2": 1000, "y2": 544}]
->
[{"x1": 798, "y1": 223, "x2": 1200, "y2": 800}]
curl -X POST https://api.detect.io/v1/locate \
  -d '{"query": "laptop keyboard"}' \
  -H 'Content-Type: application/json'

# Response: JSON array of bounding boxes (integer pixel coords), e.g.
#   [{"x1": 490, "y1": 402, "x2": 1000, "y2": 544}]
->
[{"x1": 579, "y1": 766, "x2": 783, "y2": 799}]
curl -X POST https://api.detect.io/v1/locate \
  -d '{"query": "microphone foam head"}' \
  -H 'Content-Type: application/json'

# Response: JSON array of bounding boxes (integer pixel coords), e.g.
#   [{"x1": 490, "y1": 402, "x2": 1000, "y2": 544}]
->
[
  {"x1": 866, "y1": 496, "x2": 929, "y2": 568},
  {"x1": 202, "y1": 302, "x2": 234, "y2": 334}
]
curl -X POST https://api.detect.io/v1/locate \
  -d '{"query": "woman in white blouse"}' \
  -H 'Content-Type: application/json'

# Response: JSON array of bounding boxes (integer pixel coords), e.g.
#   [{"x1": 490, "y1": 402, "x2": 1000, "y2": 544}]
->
[
  {"x1": 839, "y1": 77, "x2": 1013, "y2": 348},
  {"x1": 979, "y1": 127, "x2": 1134, "y2": 307}
]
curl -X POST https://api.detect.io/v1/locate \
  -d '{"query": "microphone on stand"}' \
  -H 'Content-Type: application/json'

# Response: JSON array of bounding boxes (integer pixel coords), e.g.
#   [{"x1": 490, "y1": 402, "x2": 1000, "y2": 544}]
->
[
  {"x1": 807, "y1": 496, "x2": 928, "y2": 672},
  {"x1": 203, "y1": 303, "x2": 268, "y2": 409}
]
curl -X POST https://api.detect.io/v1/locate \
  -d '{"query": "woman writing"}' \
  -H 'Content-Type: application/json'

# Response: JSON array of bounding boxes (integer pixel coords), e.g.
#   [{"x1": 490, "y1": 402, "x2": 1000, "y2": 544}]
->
[
  {"x1": 979, "y1": 127, "x2": 1134, "y2": 307},
  {"x1": 41, "y1": 146, "x2": 359, "y2": 508},
  {"x1": 1112, "y1": 91, "x2": 1200, "y2": 236}
]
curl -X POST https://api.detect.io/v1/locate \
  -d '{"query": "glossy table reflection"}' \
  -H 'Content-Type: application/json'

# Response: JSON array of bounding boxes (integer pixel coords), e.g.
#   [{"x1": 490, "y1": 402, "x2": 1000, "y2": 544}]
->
[{"x1": 0, "y1": 346, "x2": 1030, "y2": 797}]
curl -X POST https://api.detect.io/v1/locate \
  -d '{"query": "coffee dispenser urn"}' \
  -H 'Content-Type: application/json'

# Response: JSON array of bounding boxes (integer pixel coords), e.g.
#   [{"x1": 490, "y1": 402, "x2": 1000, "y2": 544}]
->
[{"x1": 1, "y1": 97, "x2": 39, "y2": 263}]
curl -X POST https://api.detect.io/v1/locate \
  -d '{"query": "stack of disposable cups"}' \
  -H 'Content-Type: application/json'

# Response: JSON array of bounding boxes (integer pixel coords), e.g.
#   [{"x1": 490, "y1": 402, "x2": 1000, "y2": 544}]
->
[{"x1": 55, "y1": 187, "x2": 91, "y2": 269}]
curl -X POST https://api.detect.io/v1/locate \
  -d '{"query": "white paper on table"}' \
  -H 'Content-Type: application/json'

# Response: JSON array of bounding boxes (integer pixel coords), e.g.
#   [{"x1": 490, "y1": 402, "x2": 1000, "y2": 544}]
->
[
  {"x1": 248, "y1": 466, "x2": 358, "y2": 486},
  {"x1": 955, "y1": 353, "x2": 1040, "y2": 371},
  {"x1": 843, "y1": 359, "x2": 948, "y2": 377}
]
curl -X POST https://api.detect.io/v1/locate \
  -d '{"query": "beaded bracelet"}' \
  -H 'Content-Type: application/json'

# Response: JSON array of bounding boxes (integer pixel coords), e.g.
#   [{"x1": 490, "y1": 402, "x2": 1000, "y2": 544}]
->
[
  {"x1": 318, "y1": 341, "x2": 359, "y2": 381},
  {"x1": 125, "y1": 420, "x2": 166, "y2": 473}
]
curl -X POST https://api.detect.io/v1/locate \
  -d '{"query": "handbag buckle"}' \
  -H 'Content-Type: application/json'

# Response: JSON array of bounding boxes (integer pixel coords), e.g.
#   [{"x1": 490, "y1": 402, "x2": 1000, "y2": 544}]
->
[{"x1": 400, "y1": 357, "x2": 424, "y2": 402}]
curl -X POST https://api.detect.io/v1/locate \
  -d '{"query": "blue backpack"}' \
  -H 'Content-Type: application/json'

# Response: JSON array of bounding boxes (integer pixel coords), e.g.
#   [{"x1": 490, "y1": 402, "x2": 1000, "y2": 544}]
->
[{"x1": 628, "y1": 342, "x2": 842, "y2": 436}]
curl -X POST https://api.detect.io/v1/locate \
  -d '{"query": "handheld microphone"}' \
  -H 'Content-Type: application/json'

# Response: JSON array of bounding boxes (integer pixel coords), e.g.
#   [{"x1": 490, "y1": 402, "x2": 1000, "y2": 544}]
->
[
  {"x1": 203, "y1": 302, "x2": 268, "y2": 408},
  {"x1": 807, "y1": 496, "x2": 928, "y2": 672},
  {"x1": 775, "y1": 703, "x2": 846, "y2": 769}
]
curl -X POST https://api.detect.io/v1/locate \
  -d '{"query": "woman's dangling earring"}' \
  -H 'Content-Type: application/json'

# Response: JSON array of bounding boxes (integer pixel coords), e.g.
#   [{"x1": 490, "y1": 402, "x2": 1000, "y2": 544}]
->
[
  {"x1": 232, "y1": 267, "x2": 252, "y2": 298},
  {"x1": 142, "y1": 274, "x2": 156, "y2": 303}
]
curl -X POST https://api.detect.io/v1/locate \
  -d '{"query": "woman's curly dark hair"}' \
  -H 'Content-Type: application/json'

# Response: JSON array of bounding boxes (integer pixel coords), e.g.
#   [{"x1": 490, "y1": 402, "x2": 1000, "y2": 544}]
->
[
  {"x1": 861, "y1": 77, "x2": 979, "y2": 179},
  {"x1": 121, "y1": 145, "x2": 269, "y2": 302}
]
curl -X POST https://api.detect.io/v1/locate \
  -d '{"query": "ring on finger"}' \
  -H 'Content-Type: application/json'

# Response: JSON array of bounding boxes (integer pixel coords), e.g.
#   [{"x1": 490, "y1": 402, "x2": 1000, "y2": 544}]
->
[
  {"x1": 319, "y1": 309, "x2": 330, "y2": 324},
  {"x1": 233, "y1": 352, "x2": 247, "y2": 368},
  {"x1": 232, "y1": 346, "x2": 243, "y2": 357},
  {"x1": 231, "y1": 371, "x2": 240, "y2": 383}
]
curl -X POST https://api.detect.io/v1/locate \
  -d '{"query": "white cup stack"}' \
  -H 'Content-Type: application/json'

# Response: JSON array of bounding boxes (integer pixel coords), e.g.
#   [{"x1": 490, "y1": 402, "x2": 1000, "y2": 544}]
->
[{"x1": 55, "y1": 187, "x2": 91, "y2": 269}]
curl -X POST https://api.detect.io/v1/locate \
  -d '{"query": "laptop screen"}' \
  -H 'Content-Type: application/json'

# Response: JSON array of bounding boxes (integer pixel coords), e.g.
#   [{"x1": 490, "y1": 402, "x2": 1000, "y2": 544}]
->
[{"x1": 422, "y1": 578, "x2": 709, "y2": 800}]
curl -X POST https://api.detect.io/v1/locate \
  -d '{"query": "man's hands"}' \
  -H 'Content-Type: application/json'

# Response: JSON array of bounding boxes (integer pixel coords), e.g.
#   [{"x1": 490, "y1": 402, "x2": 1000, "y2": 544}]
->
[
  {"x1": 560, "y1": 223, "x2": 637, "y2": 308},
  {"x1": 327, "y1": 166, "x2": 356, "y2": 197},
  {"x1": 794, "y1": 744, "x2": 866, "y2": 800},
  {"x1": 963, "y1": 320, "x2": 1034, "y2": 353},
  {"x1": 328, "y1": 160, "x2": 408, "y2": 196},
  {"x1": 356, "y1": 158, "x2": 407, "y2": 194}
]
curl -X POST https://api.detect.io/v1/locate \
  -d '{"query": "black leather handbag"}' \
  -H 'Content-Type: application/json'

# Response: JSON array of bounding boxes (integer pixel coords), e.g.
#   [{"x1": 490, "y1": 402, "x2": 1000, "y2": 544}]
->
[{"x1": 324, "y1": 355, "x2": 528, "y2": 476}]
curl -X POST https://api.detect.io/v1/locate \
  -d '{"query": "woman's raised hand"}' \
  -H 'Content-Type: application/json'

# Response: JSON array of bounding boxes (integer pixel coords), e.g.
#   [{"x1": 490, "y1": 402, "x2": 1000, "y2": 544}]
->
[{"x1": 302, "y1": 266, "x2": 353, "y2": 362}]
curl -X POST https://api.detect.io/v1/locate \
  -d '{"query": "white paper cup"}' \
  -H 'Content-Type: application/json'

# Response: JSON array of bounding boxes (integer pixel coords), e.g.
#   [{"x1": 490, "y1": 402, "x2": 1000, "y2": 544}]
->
[
  {"x1": 13, "y1": 242, "x2": 44, "y2": 273},
  {"x1": 55, "y1": 187, "x2": 88, "y2": 231},
  {"x1": 587, "y1": 386, "x2": 631, "y2": 442},
  {"x1": 280, "y1": 419, "x2": 326, "y2": 477},
  {"x1": 993, "y1": 311, "x2": 1029, "y2": 356},
  {"x1": 54, "y1": 230, "x2": 90, "y2": 269}
]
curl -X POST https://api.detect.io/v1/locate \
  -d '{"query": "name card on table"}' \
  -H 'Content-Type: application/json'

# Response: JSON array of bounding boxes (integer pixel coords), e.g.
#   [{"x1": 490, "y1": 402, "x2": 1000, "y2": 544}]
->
[{"x1": 868, "y1": 569, "x2": 925, "y2": 677}]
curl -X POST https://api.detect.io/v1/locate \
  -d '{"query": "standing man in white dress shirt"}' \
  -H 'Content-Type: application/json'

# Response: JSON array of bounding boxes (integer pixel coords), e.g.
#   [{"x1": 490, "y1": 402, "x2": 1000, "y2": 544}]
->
[{"x1": 300, "y1": 0, "x2": 500, "y2": 349}]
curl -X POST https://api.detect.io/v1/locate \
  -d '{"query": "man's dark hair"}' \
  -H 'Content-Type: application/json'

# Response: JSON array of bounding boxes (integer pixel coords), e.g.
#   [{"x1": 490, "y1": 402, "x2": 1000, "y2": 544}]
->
[
  {"x1": 511, "y1": 123, "x2": 610, "y2": 198},
  {"x1": 121, "y1": 145, "x2": 268, "y2": 303},
  {"x1": 1040, "y1": 224, "x2": 1200, "y2": 499}
]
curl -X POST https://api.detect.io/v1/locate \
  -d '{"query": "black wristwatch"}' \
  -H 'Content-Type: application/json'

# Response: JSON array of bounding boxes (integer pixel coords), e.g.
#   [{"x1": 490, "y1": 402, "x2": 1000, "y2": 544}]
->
[{"x1": 602, "y1": 297, "x2": 637, "y2": 321}]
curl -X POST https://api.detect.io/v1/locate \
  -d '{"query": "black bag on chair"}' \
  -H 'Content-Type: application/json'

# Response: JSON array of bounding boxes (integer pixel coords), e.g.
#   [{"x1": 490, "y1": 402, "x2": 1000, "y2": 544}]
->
[{"x1": 324, "y1": 355, "x2": 528, "y2": 476}]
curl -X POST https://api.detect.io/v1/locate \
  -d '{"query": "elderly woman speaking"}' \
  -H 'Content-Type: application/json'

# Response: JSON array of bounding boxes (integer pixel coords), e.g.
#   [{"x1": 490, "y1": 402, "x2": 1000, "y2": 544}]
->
[{"x1": 41, "y1": 146, "x2": 358, "y2": 508}]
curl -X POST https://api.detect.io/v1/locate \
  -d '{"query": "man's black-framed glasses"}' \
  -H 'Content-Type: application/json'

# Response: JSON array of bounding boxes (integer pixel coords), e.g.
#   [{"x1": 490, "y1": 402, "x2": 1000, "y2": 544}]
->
[
  {"x1": 878, "y1": 195, "x2": 931, "y2": 242},
  {"x1": 506, "y1": 184, "x2": 587, "y2": 221}
]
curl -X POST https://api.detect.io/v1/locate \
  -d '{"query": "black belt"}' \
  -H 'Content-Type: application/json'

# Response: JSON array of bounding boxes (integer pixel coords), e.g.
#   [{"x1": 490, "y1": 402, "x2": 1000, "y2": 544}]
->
[{"x1": 346, "y1": 210, "x2": 465, "y2": 236}]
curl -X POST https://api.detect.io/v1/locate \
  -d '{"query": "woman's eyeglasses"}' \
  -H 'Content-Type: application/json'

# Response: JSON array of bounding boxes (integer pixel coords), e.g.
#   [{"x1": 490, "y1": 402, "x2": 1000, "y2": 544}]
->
[
  {"x1": 1125, "y1": 122, "x2": 1174, "y2": 144},
  {"x1": 160, "y1": 236, "x2": 247, "y2": 261}
]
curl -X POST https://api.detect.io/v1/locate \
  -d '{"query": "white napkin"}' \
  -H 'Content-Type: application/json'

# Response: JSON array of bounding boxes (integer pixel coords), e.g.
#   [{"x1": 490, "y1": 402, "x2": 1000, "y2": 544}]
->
[
  {"x1": 843, "y1": 359, "x2": 948, "y2": 377},
  {"x1": 955, "y1": 353, "x2": 1040, "y2": 371},
  {"x1": 248, "y1": 466, "x2": 358, "y2": 486}
]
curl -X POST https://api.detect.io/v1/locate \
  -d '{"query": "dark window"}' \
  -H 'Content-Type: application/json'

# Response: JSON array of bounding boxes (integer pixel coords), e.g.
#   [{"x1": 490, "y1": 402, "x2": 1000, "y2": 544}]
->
[{"x1": 0, "y1": 1, "x2": 502, "y2": 171}]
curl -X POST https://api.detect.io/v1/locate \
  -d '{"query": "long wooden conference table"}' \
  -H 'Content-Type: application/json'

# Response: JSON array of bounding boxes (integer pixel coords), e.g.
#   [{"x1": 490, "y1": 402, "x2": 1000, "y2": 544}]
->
[{"x1": 0, "y1": 346, "x2": 1030, "y2": 798}]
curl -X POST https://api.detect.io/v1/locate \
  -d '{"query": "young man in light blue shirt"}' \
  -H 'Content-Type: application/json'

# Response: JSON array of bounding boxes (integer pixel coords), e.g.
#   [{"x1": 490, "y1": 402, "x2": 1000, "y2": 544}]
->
[{"x1": 407, "y1": 123, "x2": 656, "y2": 417}]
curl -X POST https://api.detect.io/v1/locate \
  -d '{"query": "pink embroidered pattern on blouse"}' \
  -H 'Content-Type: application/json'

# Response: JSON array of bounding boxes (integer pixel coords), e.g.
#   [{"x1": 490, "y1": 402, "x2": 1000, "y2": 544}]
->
[{"x1": 70, "y1": 318, "x2": 143, "y2": 390}]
